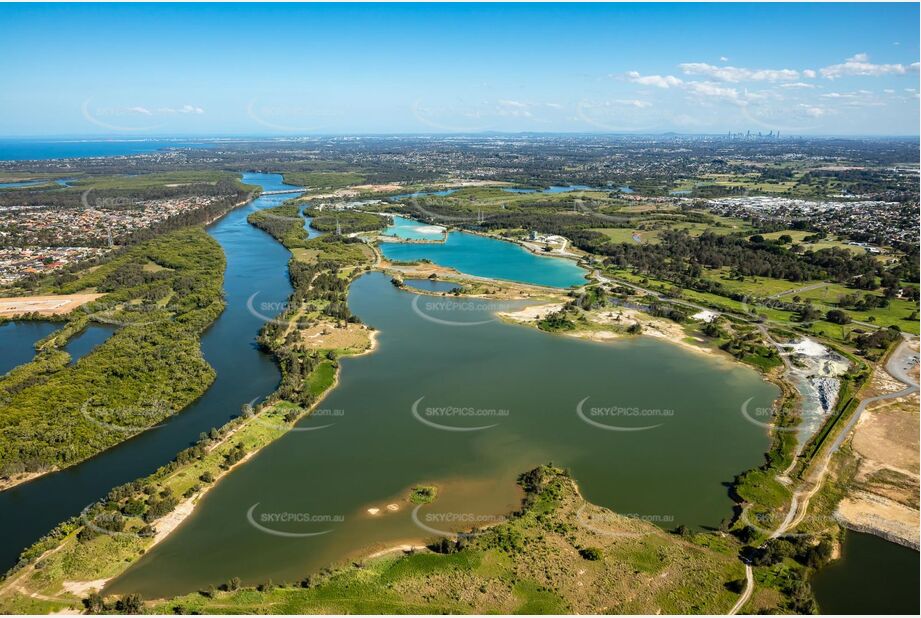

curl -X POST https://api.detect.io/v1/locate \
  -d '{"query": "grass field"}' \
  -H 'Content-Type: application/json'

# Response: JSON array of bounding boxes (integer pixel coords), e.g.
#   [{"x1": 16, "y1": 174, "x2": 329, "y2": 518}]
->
[
  {"x1": 702, "y1": 268, "x2": 809, "y2": 297},
  {"x1": 756, "y1": 230, "x2": 872, "y2": 254}
]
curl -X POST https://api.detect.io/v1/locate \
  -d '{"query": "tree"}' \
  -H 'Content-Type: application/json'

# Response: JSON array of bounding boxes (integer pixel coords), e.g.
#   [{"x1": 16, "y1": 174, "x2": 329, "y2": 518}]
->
[
  {"x1": 579, "y1": 546, "x2": 603, "y2": 561},
  {"x1": 725, "y1": 578, "x2": 747, "y2": 594},
  {"x1": 83, "y1": 592, "x2": 105, "y2": 613},
  {"x1": 115, "y1": 593, "x2": 143, "y2": 614},
  {"x1": 797, "y1": 304, "x2": 822, "y2": 322},
  {"x1": 825, "y1": 309, "x2": 851, "y2": 325}
]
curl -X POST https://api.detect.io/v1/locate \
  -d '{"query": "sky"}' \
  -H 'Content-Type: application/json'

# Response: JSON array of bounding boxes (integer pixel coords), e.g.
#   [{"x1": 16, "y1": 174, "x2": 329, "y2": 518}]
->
[{"x1": 0, "y1": 2, "x2": 919, "y2": 137}]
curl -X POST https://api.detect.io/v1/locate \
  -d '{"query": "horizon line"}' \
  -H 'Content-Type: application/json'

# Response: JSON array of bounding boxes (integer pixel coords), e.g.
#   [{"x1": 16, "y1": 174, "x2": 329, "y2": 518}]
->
[{"x1": 1, "y1": 132, "x2": 919, "y2": 141}]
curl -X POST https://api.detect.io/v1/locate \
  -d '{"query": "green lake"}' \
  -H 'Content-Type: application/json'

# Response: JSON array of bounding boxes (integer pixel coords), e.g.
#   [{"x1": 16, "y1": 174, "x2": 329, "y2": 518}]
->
[
  {"x1": 812, "y1": 530, "x2": 920, "y2": 614},
  {"x1": 108, "y1": 272, "x2": 777, "y2": 598}
]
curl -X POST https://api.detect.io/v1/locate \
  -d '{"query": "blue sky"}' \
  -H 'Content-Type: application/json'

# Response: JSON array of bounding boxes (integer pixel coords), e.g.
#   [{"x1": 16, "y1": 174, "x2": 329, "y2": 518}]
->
[{"x1": 1, "y1": 2, "x2": 918, "y2": 136}]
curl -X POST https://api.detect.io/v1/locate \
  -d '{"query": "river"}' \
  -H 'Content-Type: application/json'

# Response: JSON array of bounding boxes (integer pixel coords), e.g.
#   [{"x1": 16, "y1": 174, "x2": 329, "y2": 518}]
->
[{"x1": 0, "y1": 172, "x2": 298, "y2": 572}]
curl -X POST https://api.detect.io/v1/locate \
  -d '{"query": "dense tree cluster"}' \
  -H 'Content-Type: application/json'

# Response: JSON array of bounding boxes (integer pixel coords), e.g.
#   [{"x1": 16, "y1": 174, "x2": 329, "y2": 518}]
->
[
  {"x1": 303, "y1": 208, "x2": 387, "y2": 233},
  {"x1": 0, "y1": 228, "x2": 225, "y2": 477}
]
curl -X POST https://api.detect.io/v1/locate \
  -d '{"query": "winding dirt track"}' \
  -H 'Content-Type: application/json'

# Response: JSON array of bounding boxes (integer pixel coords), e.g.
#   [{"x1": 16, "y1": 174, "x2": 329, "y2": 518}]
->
[{"x1": 728, "y1": 337, "x2": 919, "y2": 615}]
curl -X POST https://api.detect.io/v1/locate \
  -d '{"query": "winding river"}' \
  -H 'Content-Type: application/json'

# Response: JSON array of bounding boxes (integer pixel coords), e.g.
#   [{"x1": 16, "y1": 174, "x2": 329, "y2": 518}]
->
[{"x1": 0, "y1": 172, "x2": 298, "y2": 571}]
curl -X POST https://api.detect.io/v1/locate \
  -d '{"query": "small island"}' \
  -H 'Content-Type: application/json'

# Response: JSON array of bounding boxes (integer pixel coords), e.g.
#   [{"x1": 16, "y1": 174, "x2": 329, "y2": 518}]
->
[{"x1": 409, "y1": 485, "x2": 438, "y2": 505}]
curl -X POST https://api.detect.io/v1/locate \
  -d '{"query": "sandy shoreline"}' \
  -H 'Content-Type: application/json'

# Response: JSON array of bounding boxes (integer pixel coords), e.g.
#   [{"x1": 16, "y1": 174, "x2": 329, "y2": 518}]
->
[
  {"x1": 0, "y1": 467, "x2": 59, "y2": 493},
  {"x1": 497, "y1": 301, "x2": 723, "y2": 361}
]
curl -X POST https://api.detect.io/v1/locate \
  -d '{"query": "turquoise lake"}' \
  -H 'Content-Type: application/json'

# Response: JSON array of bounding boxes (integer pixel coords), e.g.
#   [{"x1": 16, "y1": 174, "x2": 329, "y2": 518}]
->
[
  {"x1": 382, "y1": 215, "x2": 446, "y2": 241},
  {"x1": 380, "y1": 220, "x2": 588, "y2": 288}
]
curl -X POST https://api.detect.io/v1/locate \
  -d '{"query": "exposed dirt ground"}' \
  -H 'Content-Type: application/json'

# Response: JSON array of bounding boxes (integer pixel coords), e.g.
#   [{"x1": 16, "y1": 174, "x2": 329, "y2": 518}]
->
[
  {"x1": 300, "y1": 322, "x2": 374, "y2": 352},
  {"x1": 0, "y1": 293, "x2": 102, "y2": 316},
  {"x1": 835, "y1": 355, "x2": 920, "y2": 549}
]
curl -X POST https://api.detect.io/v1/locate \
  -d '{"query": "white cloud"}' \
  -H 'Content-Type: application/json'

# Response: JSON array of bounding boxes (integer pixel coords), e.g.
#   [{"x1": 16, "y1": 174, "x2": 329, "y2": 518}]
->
[
  {"x1": 820, "y1": 53, "x2": 919, "y2": 79},
  {"x1": 156, "y1": 105, "x2": 205, "y2": 114},
  {"x1": 612, "y1": 99, "x2": 652, "y2": 108},
  {"x1": 780, "y1": 82, "x2": 816, "y2": 89},
  {"x1": 800, "y1": 105, "x2": 827, "y2": 118},
  {"x1": 720, "y1": 56, "x2": 729, "y2": 62},
  {"x1": 679, "y1": 62, "x2": 800, "y2": 82},
  {"x1": 686, "y1": 81, "x2": 743, "y2": 104},
  {"x1": 496, "y1": 99, "x2": 533, "y2": 117},
  {"x1": 626, "y1": 71, "x2": 683, "y2": 88},
  {"x1": 802, "y1": 69, "x2": 817, "y2": 79},
  {"x1": 819, "y1": 91, "x2": 885, "y2": 107}
]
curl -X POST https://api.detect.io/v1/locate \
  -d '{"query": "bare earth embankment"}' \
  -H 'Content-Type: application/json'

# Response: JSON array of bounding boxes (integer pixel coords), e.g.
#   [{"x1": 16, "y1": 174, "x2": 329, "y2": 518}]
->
[{"x1": 834, "y1": 340, "x2": 920, "y2": 549}]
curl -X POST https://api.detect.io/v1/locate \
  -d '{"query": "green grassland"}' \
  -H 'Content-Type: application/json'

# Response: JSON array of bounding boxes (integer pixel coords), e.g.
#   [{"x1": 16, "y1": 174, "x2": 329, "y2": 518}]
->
[
  {"x1": 693, "y1": 172, "x2": 800, "y2": 194},
  {"x1": 671, "y1": 162, "x2": 911, "y2": 199},
  {"x1": 701, "y1": 268, "x2": 810, "y2": 297},
  {"x1": 396, "y1": 186, "x2": 614, "y2": 214},
  {"x1": 0, "y1": 172, "x2": 78, "y2": 183},
  {"x1": 307, "y1": 361, "x2": 337, "y2": 397},
  {"x1": 756, "y1": 230, "x2": 871, "y2": 254},
  {"x1": 592, "y1": 216, "x2": 752, "y2": 245},
  {"x1": 303, "y1": 209, "x2": 387, "y2": 234}
]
